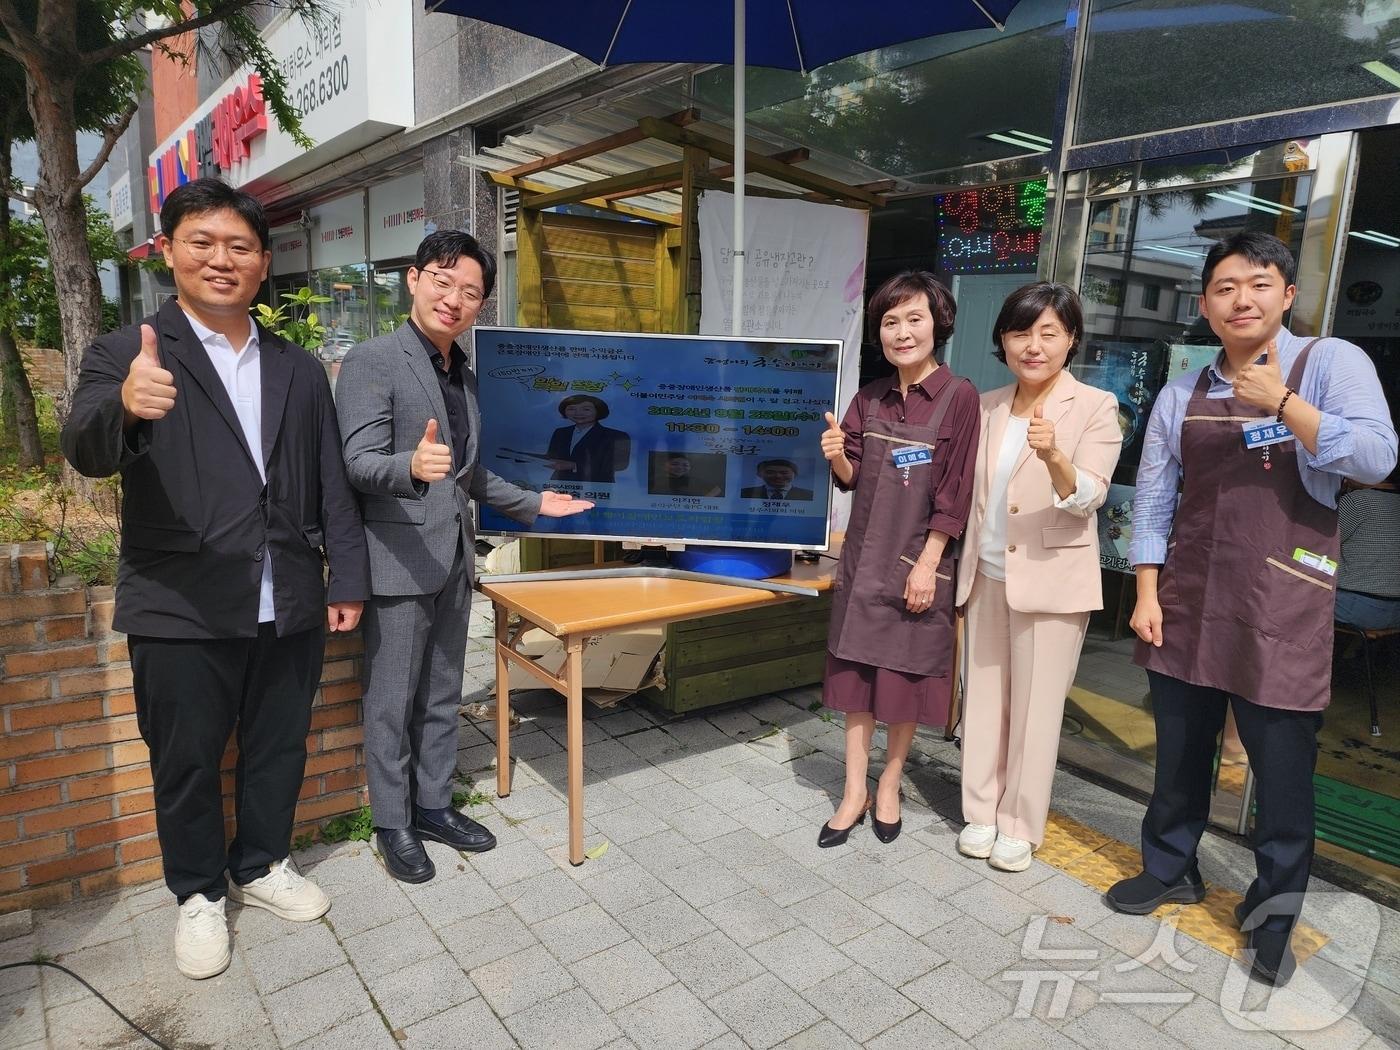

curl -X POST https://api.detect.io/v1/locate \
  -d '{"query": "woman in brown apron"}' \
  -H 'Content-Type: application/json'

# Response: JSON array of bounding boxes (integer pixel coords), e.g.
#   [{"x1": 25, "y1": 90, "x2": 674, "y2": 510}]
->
[{"x1": 818, "y1": 271, "x2": 979, "y2": 847}]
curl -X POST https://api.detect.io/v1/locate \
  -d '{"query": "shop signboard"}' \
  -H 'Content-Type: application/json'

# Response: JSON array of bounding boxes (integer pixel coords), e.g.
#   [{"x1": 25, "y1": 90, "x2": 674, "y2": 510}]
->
[
  {"x1": 109, "y1": 172, "x2": 133, "y2": 233},
  {"x1": 146, "y1": 0, "x2": 413, "y2": 210},
  {"x1": 936, "y1": 180, "x2": 1046, "y2": 275},
  {"x1": 308, "y1": 193, "x2": 365, "y2": 270},
  {"x1": 270, "y1": 226, "x2": 310, "y2": 277},
  {"x1": 368, "y1": 173, "x2": 426, "y2": 261},
  {"x1": 474, "y1": 327, "x2": 841, "y2": 550}
]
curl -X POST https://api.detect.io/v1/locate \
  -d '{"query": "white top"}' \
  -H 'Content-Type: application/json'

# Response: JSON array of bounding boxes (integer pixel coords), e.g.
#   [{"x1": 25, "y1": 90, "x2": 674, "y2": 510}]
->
[
  {"x1": 977, "y1": 413, "x2": 1101, "y2": 581},
  {"x1": 182, "y1": 310, "x2": 275, "y2": 624},
  {"x1": 569, "y1": 424, "x2": 593, "y2": 451}
]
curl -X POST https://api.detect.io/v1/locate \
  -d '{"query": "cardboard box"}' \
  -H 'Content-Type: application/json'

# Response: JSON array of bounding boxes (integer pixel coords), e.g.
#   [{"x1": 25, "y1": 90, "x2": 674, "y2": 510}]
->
[{"x1": 507, "y1": 627, "x2": 666, "y2": 703}]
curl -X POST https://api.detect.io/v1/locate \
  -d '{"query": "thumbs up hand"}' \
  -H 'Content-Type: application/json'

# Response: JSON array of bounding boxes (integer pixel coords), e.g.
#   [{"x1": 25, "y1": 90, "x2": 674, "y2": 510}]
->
[
  {"x1": 1027, "y1": 402, "x2": 1058, "y2": 462},
  {"x1": 411, "y1": 419, "x2": 453, "y2": 483},
  {"x1": 1231, "y1": 338, "x2": 1287, "y2": 412},
  {"x1": 820, "y1": 411, "x2": 846, "y2": 462},
  {"x1": 121, "y1": 324, "x2": 177, "y2": 424}
]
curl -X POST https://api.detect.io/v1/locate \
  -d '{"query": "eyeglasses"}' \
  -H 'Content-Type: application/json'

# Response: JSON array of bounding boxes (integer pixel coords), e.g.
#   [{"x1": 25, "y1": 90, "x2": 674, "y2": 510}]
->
[
  {"x1": 173, "y1": 237, "x2": 265, "y2": 265},
  {"x1": 420, "y1": 267, "x2": 485, "y2": 305}
]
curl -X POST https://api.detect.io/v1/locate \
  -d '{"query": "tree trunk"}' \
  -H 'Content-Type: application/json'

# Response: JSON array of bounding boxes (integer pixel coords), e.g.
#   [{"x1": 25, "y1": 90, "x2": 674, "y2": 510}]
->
[
  {"x1": 0, "y1": 121, "x2": 44, "y2": 470},
  {"x1": 26, "y1": 66, "x2": 105, "y2": 424}
]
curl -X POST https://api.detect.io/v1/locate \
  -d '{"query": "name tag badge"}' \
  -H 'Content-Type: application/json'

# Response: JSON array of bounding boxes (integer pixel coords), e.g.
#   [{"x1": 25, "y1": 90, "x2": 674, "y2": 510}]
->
[
  {"x1": 1242, "y1": 418, "x2": 1294, "y2": 450},
  {"x1": 891, "y1": 445, "x2": 933, "y2": 468},
  {"x1": 1292, "y1": 547, "x2": 1338, "y2": 576}
]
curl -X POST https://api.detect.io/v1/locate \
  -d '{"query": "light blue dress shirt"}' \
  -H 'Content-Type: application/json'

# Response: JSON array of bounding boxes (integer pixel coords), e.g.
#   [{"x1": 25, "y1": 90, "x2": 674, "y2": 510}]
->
[{"x1": 1129, "y1": 328, "x2": 1398, "y2": 567}]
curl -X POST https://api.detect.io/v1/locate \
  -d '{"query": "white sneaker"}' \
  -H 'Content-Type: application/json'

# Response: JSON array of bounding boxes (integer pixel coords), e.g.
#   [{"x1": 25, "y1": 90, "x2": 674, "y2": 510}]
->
[
  {"x1": 988, "y1": 834, "x2": 1033, "y2": 872},
  {"x1": 956, "y1": 823, "x2": 997, "y2": 858},
  {"x1": 175, "y1": 894, "x2": 230, "y2": 979},
  {"x1": 227, "y1": 858, "x2": 330, "y2": 921}
]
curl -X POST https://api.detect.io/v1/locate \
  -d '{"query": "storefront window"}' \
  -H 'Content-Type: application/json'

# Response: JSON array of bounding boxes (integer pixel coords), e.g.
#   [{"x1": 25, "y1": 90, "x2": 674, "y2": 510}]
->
[
  {"x1": 372, "y1": 266, "x2": 413, "y2": 336},
  {"x1": 310, "y1": 263, "x2": 371, "y2": 346},
  {"x1": 691, "y1": 0, "x2": 1067, "y2": 185},
  {"x1": 1078, "y1": 0, "x2": 1400, "y2": 144}
]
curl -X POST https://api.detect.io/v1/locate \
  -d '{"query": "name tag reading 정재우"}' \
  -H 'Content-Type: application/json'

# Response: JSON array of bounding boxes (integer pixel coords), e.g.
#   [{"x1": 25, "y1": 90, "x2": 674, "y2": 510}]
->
[
  {"x1": 891, "y1": 445, "x2": 933, "y2": 468},
  {"x1": 1242, "y1": 418, "x2": 1294, "y2": 450}
]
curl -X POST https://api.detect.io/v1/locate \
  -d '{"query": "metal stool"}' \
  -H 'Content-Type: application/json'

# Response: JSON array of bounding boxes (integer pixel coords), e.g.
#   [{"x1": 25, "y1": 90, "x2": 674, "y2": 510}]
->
[{"x1": 1335, "y1": 622, "x2": 1400, "y2": 736}]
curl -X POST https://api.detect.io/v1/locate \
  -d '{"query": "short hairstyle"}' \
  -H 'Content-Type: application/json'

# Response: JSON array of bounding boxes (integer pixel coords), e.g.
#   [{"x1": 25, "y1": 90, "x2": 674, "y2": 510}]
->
[
  {"x1": 757, "y1": 458, "x2": 796, "y2": 472},
  {"x1": 1201, "y1": 231, "x2": 1296, "y2": 289},
  {"x1": 867, "y1": 270, "x2": 956, "y2": 348},
  {"x1": 992, "y1": 282, "x2": 1085, "y2": 364},
  {"x1": 558, "y1": 394, "x2": 609, "y2": 419},
  {"x1": 414, "y1": 230, "x2": 497, "y2": 300},
  {"x1": 160, "y1": 178, "x2": 269, "y2": 250}
]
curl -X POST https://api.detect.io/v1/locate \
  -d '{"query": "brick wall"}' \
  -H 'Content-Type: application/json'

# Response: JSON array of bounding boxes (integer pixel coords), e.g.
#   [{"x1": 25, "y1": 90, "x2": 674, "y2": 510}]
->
[{"x1": 0, "y1": 541, "x2": 367, "y2": 914}]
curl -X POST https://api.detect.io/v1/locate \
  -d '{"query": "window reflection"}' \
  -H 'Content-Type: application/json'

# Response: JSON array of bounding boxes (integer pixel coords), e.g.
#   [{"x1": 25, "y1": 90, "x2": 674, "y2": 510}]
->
[
  {"x1": 690, "y1": 0, "x2": 1066, "y2": 183},
  {"x1": 1079, "y1": 0, "x2": 1400, "y2": 144}
]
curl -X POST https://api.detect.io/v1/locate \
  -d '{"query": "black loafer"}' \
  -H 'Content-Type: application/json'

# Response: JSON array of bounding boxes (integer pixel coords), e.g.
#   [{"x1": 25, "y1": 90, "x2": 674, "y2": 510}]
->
[
  {"x1": 1105, "y1": 869, "x2": 1206, "y2": 914},
  {"x1": 376, "y1": 828, "x2": 435, "y2": 884},
  {"x1": 1244, "y1": 927, "x2": 1296, "y2": 986},
  {"x1": 414, "y1": 808, "x2": 497, "y2": 853},
  {"x1": 1235, "y1": 899, "x2": 1252, "y2": 929}
]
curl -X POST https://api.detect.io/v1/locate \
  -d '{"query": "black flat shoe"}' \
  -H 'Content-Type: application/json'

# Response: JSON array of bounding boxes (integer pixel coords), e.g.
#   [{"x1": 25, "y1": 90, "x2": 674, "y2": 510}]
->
[
  {"x1": 1104, "y1": 869, "x2": 1206, "y2": 914},
  {"x1": 1244, "y1": 927, "x2": 1296, "y2": 987},
  {"x1": 414, "y1": 808, "x2": 498, "y2": 853},
  {"x1": 376, "y1": 828, "x2": 435, "y2": 884},
  {"x1": 818, "y1": 796, "x2": 871, "y2": 848}
]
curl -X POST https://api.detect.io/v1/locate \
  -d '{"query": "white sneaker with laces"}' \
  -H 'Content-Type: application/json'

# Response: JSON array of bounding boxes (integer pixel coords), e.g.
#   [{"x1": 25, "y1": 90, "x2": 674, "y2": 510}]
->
[
  {"x1": 988, "y1": 834, "x2": 1033, "y2": 872},
  {"x1": 227, "y1": 858, "x2": 330, "y2": 921},
  {"x1": 175, "y1": 893, "x2": 230, "y2": 979},
  {"x1": 956, "y1": 823, "x2": 998, "y2": 858}
]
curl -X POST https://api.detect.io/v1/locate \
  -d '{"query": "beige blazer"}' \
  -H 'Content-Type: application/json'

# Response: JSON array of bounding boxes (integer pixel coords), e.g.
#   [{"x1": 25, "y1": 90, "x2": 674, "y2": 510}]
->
[{"x1": 954, "y1": 370, "x2": 1123, "y2": 613}]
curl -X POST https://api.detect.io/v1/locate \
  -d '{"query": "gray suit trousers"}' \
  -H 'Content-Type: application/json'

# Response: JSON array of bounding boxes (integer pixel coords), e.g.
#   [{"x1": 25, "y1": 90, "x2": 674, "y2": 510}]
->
[{"x1": 361, "y1": 542, "x2": 469, "y2": 829}]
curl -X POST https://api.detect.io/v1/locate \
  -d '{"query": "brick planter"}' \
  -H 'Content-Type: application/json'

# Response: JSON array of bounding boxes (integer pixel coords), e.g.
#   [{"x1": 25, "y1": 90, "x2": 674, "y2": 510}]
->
[{"x1": 0, "y1": 541, "x2": 367, "y2": 912}]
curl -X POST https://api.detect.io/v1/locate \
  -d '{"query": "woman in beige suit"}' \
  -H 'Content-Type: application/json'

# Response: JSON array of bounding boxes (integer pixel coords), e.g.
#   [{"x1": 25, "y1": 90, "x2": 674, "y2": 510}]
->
[{"x1": 954, "y1": 283, "x2": 1122, "y2": 871}]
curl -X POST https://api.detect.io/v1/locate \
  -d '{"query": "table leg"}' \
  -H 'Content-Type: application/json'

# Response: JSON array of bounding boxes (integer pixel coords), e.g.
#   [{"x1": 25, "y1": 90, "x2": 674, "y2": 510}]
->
[
  {"x1": 565, "y1": 636, "x2": 585, "y2": 866},
  {"x1": 494, "y1": 602, "x2": 511, "y2": 799}
]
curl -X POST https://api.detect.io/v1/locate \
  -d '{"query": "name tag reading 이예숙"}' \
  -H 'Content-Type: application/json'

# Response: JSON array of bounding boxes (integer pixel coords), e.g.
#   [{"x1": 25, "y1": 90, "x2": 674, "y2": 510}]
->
[
  {"x1": 891, "y1": 445, "x2": 933, "y2": 469},
  {"x1": 1242, "y1": 418, "x2": 1295, "y2": 450}
]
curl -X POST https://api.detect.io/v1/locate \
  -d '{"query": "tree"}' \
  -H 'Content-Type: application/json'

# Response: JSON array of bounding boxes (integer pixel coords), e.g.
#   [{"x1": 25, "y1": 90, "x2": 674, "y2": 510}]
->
[
  {"x1": 0, "y1": 0, "x2": 314, "y2": 416},
  {"x1": 0, "y1": 96, "x2": 43, "y2": 468}
]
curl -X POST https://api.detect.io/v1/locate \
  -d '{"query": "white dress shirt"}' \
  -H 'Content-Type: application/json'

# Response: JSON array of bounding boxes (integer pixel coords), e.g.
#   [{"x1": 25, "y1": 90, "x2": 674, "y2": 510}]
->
[
  {"x1": 182, "y1": 309, "x2": 276, "y2": 623},
  {"x1": 568, "y1": 424, "x2": 593, "y2": 452}
]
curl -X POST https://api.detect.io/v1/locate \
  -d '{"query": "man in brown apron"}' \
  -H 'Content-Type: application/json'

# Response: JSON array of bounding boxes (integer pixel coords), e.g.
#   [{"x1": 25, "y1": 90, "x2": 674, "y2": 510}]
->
[{"x1": 1105, "y1": 233, "x2": 1398, "y2": 986}]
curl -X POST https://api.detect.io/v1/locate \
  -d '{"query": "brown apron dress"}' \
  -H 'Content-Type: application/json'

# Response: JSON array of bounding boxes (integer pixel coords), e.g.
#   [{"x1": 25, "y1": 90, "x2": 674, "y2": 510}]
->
[
  {"x1": 1135, "y1": 341, "x2": 1337, "y2": 711},
  {"x1": 825, "y1": 375, "x2": 968, "y2": 725}
]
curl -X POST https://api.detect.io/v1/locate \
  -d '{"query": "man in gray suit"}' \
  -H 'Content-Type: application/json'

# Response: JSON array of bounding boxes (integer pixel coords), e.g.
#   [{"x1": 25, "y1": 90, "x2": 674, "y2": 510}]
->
[{"x1": 337, "y1": 231, "x2": 591, "y2": 883}]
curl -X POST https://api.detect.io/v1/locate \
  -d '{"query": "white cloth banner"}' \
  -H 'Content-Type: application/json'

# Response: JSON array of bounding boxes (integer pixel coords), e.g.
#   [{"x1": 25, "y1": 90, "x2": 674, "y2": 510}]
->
[{"x1": 697, "y1": 191, "x2": 867, "y2": 533}]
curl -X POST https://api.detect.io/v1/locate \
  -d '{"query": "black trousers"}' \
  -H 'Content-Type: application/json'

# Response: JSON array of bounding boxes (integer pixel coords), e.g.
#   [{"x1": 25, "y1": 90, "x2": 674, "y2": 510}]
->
[
  {"x1": 1141, "y1": 670, "x2": 1322, "y2": 933},
  {"x1": 131, "y1": 624, "x2": 325, "y2": 902}
]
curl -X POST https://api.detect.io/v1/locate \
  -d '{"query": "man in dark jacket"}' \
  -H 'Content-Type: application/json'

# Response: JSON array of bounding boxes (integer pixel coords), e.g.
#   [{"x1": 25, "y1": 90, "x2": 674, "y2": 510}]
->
[{"x1": 62, "y1": 178, "x2": 370, "y2": 980}]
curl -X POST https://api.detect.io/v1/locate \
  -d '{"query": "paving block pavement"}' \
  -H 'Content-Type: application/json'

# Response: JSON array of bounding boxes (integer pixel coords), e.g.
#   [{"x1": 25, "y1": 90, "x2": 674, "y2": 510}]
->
[{"x1": 5, "y1": 636, "x2": 1398, "y2": 1049}]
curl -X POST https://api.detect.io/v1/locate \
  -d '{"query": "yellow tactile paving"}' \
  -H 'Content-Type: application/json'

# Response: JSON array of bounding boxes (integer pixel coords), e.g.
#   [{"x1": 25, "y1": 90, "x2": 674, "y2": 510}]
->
[{"x1": 1038, "y1": 808, "x2": 1329, "y2": 964}]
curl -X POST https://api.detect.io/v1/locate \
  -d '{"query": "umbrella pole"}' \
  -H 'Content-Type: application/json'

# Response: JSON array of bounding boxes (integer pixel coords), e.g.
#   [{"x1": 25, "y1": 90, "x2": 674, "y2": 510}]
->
[{"x1": 730, "y1": 0, "x2": 745, "y2": 336}]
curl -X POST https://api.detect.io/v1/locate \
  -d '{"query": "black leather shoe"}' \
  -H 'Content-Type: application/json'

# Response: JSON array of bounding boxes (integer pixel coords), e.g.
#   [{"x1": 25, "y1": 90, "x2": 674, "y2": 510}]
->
[
  {"x1": 1235, "y1": 899, "x2": 1252, "y2": 929},
  {"x1": 871, "y1": 791, "x2": 903, "y2": 843},
  {"x1": 376, "y1": 828, "x2": 435, "y2": 884},
  {"x1": 1244, "y1": 927, "x2": 1296, "y2": 986},
  {"x1": 414, "y1": 808, "x2": 497, "y2": 853},
  {"x1": 1104, "y1": 869, "x2": 1206, "y2": 914},
  {"x1": 818, "y1": 796, "x2": 870, "y2": 848}
]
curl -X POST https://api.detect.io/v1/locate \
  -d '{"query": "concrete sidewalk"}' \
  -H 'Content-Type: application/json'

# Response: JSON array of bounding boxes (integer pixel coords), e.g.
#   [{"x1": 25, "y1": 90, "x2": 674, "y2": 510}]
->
[{"x1": 2, "y1": 636, "x2": 1397, "y2": 1050}]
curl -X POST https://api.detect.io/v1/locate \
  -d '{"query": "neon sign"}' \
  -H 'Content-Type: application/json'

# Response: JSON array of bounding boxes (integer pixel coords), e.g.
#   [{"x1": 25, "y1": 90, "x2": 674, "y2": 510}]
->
[
  {"x1": 936, "y1": 180, "x2": 1047, "y2": 275},
  {"x1": 148, "y1": 74, "x2": 268, "y2": 212}
]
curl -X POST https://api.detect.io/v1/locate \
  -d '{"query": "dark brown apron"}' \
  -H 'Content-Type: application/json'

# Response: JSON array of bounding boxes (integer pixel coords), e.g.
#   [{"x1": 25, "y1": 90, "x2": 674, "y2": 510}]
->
[
  {"x1": 1135, "y1": 341, "x2": 1337, "y2": 711},
  {"x1": 828, "y1": 375, "x2": 968, "y2": 677}
]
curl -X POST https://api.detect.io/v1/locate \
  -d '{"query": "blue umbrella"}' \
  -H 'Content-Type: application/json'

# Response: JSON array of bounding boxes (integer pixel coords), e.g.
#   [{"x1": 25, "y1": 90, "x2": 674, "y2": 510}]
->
[{"x1": 428, "y1": 0, "x2": 1025, "y2": 331}]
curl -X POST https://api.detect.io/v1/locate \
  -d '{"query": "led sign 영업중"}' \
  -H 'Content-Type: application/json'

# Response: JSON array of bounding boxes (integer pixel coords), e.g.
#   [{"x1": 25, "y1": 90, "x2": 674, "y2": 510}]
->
[{"x1": 936, "y1": 180, "x2": 1047, "y2": 275}]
